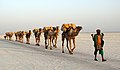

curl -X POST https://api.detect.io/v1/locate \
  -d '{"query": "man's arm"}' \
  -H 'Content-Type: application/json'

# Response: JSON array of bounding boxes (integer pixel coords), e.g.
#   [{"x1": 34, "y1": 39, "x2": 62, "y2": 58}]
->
[
  {"x1": 101, "y1": 33, "x2": 104, "y2": 39},
  {"x1": 91, "y1": 34, "x2": 94, "y2": 41}
]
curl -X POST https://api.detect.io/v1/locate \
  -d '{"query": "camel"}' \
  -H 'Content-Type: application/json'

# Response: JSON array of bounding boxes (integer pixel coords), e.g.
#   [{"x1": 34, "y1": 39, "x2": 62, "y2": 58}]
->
[
  {"x1": 18, "y1": 31, "x2": 25, "y2": 43},
  {"x1": 61, "y1": 24, "x2": 82, "y2": 54},
  {"x1": 5, "y1": 32, "x2": 13, "y2": 40},
  {"x1": 33, "y1": 28, "x2": 42, "y2": 46},
  {"x1": 25, "y1": 30, "x2": 32, "y2": 44},
  {"x1": 52, "y1": 26, "x2": 60, "y2": 48},
  {"x1": 43, "y1": 26, "x2": 54, "y2": 49},
  {"x1": 15, "y1": 31, "x2": 25, "y2": 43},
  {"x1": 43, "y1": 26, "x2": 59, "y2": 50},
  {"x1": 15, "y1": 32, "x2": 19, "y2": 41}
]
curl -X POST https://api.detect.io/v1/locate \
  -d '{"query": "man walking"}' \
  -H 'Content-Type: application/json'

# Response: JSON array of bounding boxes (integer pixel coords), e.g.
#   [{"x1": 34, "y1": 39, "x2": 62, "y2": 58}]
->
[{"x1": 91, "y1": 29, "x2": 106, "y2": 62}]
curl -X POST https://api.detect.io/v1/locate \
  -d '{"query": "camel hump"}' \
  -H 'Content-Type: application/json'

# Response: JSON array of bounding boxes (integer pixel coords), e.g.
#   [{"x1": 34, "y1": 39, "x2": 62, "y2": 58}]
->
[
  {"x1": 33, "y1": 28, "x2": 39, "y2": 33},
  {"x1": 62, "y1": 24, "x2": 69, "y2": 28},
  {"x1": 18, "y1": 31, "x2": 25, "y2": 35},
  {"x1": 25, "y1": 31, "x2": 28, "y2": 34},
  {"x1": 44, "y1": 26, "x2": 53, "y2": 31},
  {"x1": 5, "y1": 32, "x2": 13, "y2": 35},
  {"x1": 62, "y1": 23, "x2": 76, "y2": 28},
  {"x1": 61, "y1": 23, "x2": 76, "y2": 31},
  {"x1": 70, "y1": 24, "x2": 76, "y2": 29}
]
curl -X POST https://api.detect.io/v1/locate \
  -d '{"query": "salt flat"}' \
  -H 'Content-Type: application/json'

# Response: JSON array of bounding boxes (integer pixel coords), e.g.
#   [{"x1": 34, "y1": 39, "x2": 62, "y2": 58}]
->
[{"x1": 0, "y1": 33, "x2": 120, "y2": 70}]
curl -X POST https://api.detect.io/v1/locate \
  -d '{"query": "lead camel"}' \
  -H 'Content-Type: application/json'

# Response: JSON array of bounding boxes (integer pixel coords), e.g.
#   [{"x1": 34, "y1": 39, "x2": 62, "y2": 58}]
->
[{"x1": 61, "y1": 24, "x2": 82, "y2": 54}]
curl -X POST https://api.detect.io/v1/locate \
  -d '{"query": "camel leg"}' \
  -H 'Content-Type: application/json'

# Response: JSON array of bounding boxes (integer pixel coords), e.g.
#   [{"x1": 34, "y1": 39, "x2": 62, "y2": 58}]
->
[
  {"x1": 45, "y1": 36, "x2": 48, "y2": 49},
  {"x1": 55, "y1": 37, "x2": 57, "y2": 48},
  {"x1": 36, "y1": 37, "x2": 40, "y2": 46},
  {"x1": 6, "y1": 36, "x2": 7, "y2": 40},
  {"x1": 36, "y1": 38, "x2": 37, "y2": 43},
  {"x1": 26, "y1": 38, "x2": 28, "y2": 43},
  {"x1": 26, "y1": 38, "x2": 29, "y2": 44},
  {"x1": 53, "y1": 37, "x2": 57, "y2": 48},
  {"x1": 62, "y1": 36, "x2": 65, "y2": 53},
  {"x1": 48, "y1": 39, "x2": 49, "y2": 47},
  {"x1": 50, "y1": 38, "x2": 52, "y2": 50},
  {"x1": 22, "y1": 38, "x2": 24, "y2": 43},
  {"x1": 44, "y1": 33, "x2": 48, "y2": 49},
  {"x1": 68, "y1": 38, "x2": 72, "y2": 51},
  {"x1": 7, "y1": 36, "x2": 9, "y2": 40},
  {"x1": 15, "y1": 36, "x2": 17, "y2": 41},
  {"x1": 18, "y1": 37, "x2": 20, "y2": 42},
  {"x1": 21, "y1": 37, "x2": 23, "y2": 43},
  {"x1": 28, "y1": 38, "x2": 30, "y2": 44},
  {"x1": 66, "y1": 39, "x2": 69, "y2": 52},
  {"x1": 19, "y1": 38, "x2": 21, "y2": 42},
  {"x1": 8, "y1": 36, "x2": 9, "y2": 40},
  {"x1": 16, "y1": 37, "x2": 18, "y2": 41},
  {"x1": 71, "y1": 38, "x2": 76, "y2": 52},
  {"x1": 35, "y1": 37, "x2": 39, "y2": 46},
  {"x1": 10, "y1": 36, "x2": 12, "y2": 41},
  {"x1": 45, "y1": 39, "x2": 48, "y2": 49},
  {"x1": 38, "y1": 36, "x2": 41, "y2": 46},
  {"x1": 35, "y1": 37, "x2": 38, "y2": 45},
  {"x1": 7, "y1": 37, "x2": 8, "y2": 40},
  {"x1": 19, "y1": 37, "x2": 21, "y2": 42},
  {"x1": 8, "y1": 36, "x2": 10, "y2": 40},
  {"x1": 37, "y1": 38, "x2": 40, "y2": 46},
  {"x1": 22, "y1": 37, "x2": 24, "y2": 43},
  {"x1": 67, "y1": 39, "x2": 73, "y2": 54},
  {"x1": 52, "y1": 38, "x2": 55, "y2": 47},
  {"x1": 9, "y1": 37, "x2": 11, "y2": 41}
]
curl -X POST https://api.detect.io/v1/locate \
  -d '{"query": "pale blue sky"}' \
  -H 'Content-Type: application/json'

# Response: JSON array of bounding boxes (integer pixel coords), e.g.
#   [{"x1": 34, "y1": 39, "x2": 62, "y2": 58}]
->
[{"x1": 0, "y1": 0, "x2": 120, "y2": 34}]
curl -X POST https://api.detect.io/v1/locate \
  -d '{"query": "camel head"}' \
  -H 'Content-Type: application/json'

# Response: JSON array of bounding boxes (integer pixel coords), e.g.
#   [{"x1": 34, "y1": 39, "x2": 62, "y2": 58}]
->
[
  {"x1": 25, "y1": 30, "x2": 32, "y2": 35},
  {"x1": 21, "y1": 31, "x2": 25, "y2": 35},
  {"x1": 68, "y1": 26, "x2": 82, "y2": 36},
  {"x1": 29, "y1": 30, "x2": 31, "y2": 34},
  {"x1": 53, "y1": 26, "x2": 60, "y2": 31},
  {"x1": 73, "y1": 26, "x2": 82, "y2": 36},
  {"x1": 56, "y1": 26, "x2": 60, "y2": 30},
  {"x1": 56, "y1": 26, "x2": 60, "y2": 33},
  {"x1": 76, "y1": 26, "x2": 82, "y2": 32},
  {"x1": 14, "y1": 31, "x2": 19, "y2": 37},
  {"x1": 39, "y1": 28, "x2": 42, "y2": 32}
]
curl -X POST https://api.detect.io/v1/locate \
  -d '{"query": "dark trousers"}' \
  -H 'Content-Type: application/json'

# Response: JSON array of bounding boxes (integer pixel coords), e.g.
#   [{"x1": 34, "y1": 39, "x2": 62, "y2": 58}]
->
[{"x1": 94, "y1": 48, "x2": 103, "y2": 55}]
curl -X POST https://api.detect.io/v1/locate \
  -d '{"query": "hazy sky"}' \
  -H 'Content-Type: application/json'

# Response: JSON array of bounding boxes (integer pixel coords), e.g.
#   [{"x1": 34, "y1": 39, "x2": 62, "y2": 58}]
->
[{"x1": 0, "y1": 0, "x2": 120, "y2": 34}]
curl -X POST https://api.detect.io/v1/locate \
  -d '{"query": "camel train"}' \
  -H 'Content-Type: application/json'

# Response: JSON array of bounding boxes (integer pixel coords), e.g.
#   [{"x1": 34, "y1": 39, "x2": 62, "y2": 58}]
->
[{"x1": 4, "y1": 24, "x2": 82, "y2": 54}]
